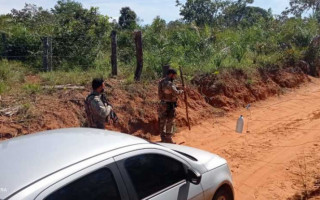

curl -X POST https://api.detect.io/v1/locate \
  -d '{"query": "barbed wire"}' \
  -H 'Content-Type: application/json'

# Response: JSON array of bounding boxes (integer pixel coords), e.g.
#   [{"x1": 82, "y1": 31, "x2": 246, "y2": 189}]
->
[
  {"x1": 0, "y1": 55, "x2": 41, "y2": 58},
  {"x1": 0, "y1": 55, "x2": 100, "y2": 59}
]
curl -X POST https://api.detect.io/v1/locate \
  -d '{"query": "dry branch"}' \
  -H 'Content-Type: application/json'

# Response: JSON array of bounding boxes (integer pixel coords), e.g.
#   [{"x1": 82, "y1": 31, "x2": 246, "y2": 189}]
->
[
  {"x1": 42, "y1": 85, "x2": 86, "y2": 90},
  {"x1": 0, "y1": 106, "x2": 22, "y2": 117}
]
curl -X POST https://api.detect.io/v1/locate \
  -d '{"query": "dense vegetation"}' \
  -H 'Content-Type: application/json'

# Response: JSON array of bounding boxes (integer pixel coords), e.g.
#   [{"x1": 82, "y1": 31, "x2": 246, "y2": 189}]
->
[{"x1": 0, "y1": 0, "x2": 320, "y2": 90}]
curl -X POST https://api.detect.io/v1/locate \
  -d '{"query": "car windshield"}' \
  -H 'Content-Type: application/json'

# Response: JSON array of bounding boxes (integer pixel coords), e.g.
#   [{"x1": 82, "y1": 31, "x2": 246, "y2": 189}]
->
[
  {"x1": 173, "y1": 150, "x2": 198, "y2": 161},
  {"x1": 152, "y1": 142, "x2": 198, "y2": 161}
]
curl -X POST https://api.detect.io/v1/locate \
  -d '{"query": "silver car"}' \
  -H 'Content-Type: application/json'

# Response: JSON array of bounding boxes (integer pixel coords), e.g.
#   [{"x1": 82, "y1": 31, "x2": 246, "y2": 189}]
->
[{"x1": 0, "y1": 128, "x2": 234, "y2": 200}]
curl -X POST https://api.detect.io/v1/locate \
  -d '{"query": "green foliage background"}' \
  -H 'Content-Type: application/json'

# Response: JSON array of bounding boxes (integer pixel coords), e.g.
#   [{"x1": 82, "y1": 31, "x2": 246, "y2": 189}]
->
[{"x1": 0, "y1": 0, "x2": 320, "y2": 82}]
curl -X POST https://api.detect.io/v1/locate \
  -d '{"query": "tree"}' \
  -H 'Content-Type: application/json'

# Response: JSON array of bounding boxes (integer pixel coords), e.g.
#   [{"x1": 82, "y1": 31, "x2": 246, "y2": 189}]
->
[
  {"x1": 118, "y1": 7, "x2": 137, "y2": 30},
  {"x1": 175, "y1": 0, "x2": 267, "y2": 27},
  {"x1": 222, "y1": 5, "x2": 272, "y2": 27},
  {"x1": 220, "y1": 0, "x2": 260, "y2": 26},
  {"x1": 52, "y1": 0, "x2": 111, "y2": 69},
  {"x1": 11, "y1": 3, "x2": 43, "y2": 22},
  {"x1": 11, "y1": 3, "x2": 55, "y2": 35},
  {"x1": 283, "y1": 0, "x2": 320, "y2": 17},
  {"x1": 176, "y1": 0, "x2": 226, "y2": 26},
  {"x1": 144, "y1": 17, "x2": 170, "y2": 69}
]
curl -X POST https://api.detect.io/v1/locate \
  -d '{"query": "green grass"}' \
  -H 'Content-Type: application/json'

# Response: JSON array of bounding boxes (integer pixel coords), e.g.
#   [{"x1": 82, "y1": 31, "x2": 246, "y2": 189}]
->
[
  {"x1": 0, "y1": 82, "x2": 7, "y2": 94},
  {"x1": 0, "y1": 60, "x2": 113, "y2": 95},
  {"x1": 39, "y1": 68, "x2": 110, "y2": 86},
  {"x1": 22, "y1": 83, "x2": 42, "y2": 94},
  {"x1": 0, "y1": 59, "x2": 27, "y2": 94}
]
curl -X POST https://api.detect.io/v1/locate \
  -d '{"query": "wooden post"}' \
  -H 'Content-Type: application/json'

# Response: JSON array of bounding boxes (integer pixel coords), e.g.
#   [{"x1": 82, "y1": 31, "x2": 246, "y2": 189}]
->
[
  {"x1": 110, "y1": 30, "x2": 118, "y2": 76},
  {"x1": 134, "y1": 30, "x2": 143, "y2": 81},
  {"x1": 49, "y1": 37, "x2": 53, "y2": 71},
  {"x1": 1, "y1": 33, "x2": 7, "y2": 59},
  {"x1": 179, "y1": 66, "x2": 191, "y2": 130},
  {"x1": 42, "y1": 37, "x2": 49, "y2": 72},
  {"x1": 162, "y1": 65, "x2": 170, "y2": 78}
]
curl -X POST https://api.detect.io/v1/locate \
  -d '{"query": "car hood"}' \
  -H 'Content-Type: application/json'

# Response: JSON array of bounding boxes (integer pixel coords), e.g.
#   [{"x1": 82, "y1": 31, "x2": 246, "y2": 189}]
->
[{"x1": 159, "y1": 143, "x2": 227, "y2": 172}]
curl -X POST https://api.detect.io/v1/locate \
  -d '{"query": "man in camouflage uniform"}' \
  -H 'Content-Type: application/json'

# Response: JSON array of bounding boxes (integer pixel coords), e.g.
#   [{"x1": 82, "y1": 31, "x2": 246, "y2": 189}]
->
[
  {"x1": 158, "y1": 68, "x2": 184, "y2": 143},
  {"x1": 85, "y1": 78, "x2": 113, "y2": 129}
]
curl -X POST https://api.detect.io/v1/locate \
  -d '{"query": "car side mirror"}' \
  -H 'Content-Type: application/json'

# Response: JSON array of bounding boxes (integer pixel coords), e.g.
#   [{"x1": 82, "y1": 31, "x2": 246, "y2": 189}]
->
[{"x1": 186, "y1": 169, "x2": 201, "y2": 185}]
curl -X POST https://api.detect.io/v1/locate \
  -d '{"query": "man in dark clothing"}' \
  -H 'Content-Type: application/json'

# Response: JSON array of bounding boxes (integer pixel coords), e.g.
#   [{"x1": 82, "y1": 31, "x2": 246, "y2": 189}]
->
[
  {"x1": 158, "y1": 68, "x2": 184, "y2": 143},
  {"x1": 85, "y1": 78, "x2": 113, "y2": 129}
]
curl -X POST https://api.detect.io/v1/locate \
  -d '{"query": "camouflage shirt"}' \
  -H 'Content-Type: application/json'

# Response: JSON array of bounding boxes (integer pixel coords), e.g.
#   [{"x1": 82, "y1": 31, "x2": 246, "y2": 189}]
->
[
  {"x1": 85, "y1": 91, "x2": 111, "y2": 129},
  {"x1": 158, "y1": 77, "x2": 183, "y2": 102}
]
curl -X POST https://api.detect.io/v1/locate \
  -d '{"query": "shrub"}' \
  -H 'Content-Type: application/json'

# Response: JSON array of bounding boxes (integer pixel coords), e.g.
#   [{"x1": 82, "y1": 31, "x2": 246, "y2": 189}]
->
[
  {"x1": 39, "y1": 68, "x2": 110, "y2": 86},
  {"x1": 22, "y1": 83, "x2": 42, "y2": 94},
  {"x1": 0, "y1": 82, "x2": 6, "y2": 94},
  {"x1": 0, "y1": 60, "x2": 27, "y2": 94}
]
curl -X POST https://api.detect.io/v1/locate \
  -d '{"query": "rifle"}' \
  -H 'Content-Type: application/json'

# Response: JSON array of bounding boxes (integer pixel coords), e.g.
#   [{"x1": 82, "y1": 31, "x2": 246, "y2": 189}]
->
[
  {"x1": 101, "y1": 93, "x2": 119, "y2": 123},
  {"x1": 179, "y1": 66, "x2": 191, "y2": 130},
  {"x1": 105, "y1": 82, "x2": 112, "y2": 88}
]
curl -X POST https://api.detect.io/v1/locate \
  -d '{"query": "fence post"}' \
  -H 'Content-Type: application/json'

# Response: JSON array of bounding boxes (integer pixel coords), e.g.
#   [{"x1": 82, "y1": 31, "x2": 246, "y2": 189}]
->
[
  {"x1": 134, "y1": 30, "x2": 143, "y2": 81},
  {"x1": 49, "y1": 37, "x2": 53, "y2": 71},
  {"x1": 1, "y1": 33, "x2": 7, "y2": 59},
  {"x1": 42, "y1": 37, "x2": 49, "y2": 72},
  {"x1": 162, "y1": 65, "x2": 170, "y2": 78},
  {"x1": 110, "y1": 30, "x2": 118, "y2": 76}
]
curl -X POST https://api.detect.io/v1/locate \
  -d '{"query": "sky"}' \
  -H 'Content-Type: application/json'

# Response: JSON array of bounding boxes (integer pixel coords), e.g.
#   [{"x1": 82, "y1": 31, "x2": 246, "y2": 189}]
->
[{"x1": 0, "y1": 0, "x2": 291, "y2": 24}]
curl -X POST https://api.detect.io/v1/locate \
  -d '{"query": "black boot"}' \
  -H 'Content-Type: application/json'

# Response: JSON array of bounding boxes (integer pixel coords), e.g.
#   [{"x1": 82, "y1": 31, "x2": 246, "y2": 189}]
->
[
  {"x1": 160, "y1": 133, "x2": 167, "y2": 143},
  {"x1": 164, "y1": 135, "x2": 175, "y2": 144}
]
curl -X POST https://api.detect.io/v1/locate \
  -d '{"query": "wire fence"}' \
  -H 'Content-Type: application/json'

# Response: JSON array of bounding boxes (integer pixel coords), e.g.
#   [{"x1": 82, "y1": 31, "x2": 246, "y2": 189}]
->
[
  {"x1": 0, "y1": 34, "x2": 114, "y2": 72},
  {"x1": 0, "y1": 31, "x2": 146, "y2": 80}
]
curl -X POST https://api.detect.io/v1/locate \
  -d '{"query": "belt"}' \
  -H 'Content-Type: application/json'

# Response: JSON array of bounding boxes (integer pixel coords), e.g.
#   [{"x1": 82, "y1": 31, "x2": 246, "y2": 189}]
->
[{"x1": 160, "y1": 100, "x2": 176, "y2": 104}]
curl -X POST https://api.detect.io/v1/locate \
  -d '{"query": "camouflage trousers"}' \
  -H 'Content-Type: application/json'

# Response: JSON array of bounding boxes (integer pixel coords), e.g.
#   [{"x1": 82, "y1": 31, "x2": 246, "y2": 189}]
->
[{"x1": 158, "y1": 102, "x2": 176, "y2": 142}]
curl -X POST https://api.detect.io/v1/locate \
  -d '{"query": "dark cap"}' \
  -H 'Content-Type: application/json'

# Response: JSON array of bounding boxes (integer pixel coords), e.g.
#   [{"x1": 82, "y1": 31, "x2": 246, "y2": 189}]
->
[{"x1": 92, "y1": 78, "x2": 104, "y2": 90}]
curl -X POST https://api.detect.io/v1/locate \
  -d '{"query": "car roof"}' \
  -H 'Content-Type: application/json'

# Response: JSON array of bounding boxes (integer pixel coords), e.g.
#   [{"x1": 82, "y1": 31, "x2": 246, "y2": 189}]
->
[{"x1": 0, "y1": 128, "x2": 148, "y2": 199}]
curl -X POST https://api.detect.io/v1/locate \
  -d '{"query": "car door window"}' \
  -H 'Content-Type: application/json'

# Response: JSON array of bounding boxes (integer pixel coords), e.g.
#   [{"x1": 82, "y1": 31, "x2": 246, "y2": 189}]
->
[
  {"x1": 45, "y1": 167, "x2": 121, "y2": 200},
  {"x1": 124, "y1": 154, "x2": 186, "y2": 199}
]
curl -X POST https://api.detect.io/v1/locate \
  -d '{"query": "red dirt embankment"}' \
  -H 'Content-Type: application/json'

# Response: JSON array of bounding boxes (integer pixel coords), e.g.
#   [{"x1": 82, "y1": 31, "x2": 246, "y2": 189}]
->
[
  {"x1": 0, "y1": 66, "x2": 309, "y2": 140},
  {"x1": 0, "y1": 80, "x2": 214, "y2": 139},
  {"x1": 103, "y1": 80, "x2": 214, "y2": 138},
  {"x1": 192, "y1": 66, "x2": 309, "y2": 110}
]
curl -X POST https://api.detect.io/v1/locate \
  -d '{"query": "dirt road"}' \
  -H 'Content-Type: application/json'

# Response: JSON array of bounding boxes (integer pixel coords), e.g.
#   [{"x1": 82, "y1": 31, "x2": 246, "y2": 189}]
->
[{"x1": 170, "y1": 77, "x2": 320, "y2": 199}]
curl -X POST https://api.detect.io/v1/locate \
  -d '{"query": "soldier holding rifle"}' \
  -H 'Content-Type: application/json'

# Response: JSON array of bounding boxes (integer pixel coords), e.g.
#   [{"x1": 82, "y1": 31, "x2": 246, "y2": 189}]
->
[
  {"x1": 85, "y1": 78, "x2": 118, "y2": 129},
  {"x1": 158, "y1": 68, "x2": 185, "y2": 143}
]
